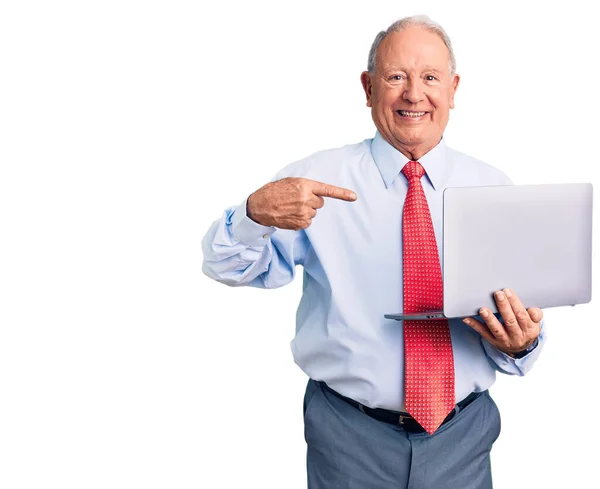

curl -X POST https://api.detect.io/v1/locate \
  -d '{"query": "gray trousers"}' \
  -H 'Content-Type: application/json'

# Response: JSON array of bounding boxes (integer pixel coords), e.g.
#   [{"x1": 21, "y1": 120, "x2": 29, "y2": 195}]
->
[{"x1": 303, "y1": 379, "x2": 501, "y2": 489}]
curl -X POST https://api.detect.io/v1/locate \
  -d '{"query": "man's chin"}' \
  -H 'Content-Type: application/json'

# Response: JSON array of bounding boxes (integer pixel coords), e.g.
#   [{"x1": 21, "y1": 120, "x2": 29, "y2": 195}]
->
[{"x1": 390, "y1": 130, "x2": 425, "y2": 148}]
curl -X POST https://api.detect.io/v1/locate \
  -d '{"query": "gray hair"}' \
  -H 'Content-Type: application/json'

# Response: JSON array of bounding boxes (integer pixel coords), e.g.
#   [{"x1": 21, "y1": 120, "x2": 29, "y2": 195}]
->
[{"x1": 367, "y1": 15, "x2": 456, "y2": 75}]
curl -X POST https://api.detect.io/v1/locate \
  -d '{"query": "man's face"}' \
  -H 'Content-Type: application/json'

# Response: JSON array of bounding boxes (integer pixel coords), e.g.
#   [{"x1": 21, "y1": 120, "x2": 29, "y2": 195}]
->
[{"x1": 361, "y1": 26, "x2": 460, "y2": 159}]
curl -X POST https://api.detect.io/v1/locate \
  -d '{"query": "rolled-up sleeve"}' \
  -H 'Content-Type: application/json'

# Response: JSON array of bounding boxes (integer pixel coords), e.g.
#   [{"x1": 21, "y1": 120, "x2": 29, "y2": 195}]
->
[{"x1": 202, "y1": 197, "x2": 308, "y2": 289}]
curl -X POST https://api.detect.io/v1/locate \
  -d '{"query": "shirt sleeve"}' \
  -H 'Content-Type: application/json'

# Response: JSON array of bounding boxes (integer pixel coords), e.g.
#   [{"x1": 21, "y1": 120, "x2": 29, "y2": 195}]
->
[
  {"x1": 201, "y1": 194, "x2": 309, "y2": 289},
  {"x1": 481, "y1": 316, "x2": 547, "y2": 376}
]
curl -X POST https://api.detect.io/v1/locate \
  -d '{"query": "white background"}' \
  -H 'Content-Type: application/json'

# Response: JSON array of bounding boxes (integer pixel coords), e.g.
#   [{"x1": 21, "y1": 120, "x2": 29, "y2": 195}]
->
[{"x1": 1, "y1": 1, "x2": 598, "y2": 488}]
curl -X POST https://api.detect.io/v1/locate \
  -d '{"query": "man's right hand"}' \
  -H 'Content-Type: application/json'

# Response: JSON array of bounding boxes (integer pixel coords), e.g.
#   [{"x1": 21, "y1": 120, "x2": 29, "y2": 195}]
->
[{"x1": 246, "y1": 177, "x2": 358, "y2": 231}]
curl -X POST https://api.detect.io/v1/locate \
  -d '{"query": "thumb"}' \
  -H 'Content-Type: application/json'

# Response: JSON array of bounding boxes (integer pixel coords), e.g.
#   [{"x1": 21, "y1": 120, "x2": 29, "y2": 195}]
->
[{"x1": 527, "y1": 307, "x2": 543, "y2": 323}]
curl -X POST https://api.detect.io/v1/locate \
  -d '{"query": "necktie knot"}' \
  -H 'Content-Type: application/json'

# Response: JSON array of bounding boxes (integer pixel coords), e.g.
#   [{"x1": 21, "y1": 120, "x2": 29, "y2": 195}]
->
[{"x1": 401, "y1": 161, "x2": 425, "y2": 180}]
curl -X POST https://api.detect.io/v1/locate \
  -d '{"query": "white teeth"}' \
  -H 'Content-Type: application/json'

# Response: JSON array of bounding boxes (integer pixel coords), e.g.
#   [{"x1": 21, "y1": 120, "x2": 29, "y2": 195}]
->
[{"x1": 399, "y1": 111, "x2": 426, "y2": 117}]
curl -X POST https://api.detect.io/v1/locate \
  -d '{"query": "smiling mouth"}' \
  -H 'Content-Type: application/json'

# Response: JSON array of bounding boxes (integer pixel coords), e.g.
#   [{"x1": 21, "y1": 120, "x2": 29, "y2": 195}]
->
[{"x1": 397, "y1": 110, "x2": 428, "y2": 118}]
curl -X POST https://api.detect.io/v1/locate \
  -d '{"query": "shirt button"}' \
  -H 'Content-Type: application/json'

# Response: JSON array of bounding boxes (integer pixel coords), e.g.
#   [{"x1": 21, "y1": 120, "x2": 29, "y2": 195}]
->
[{"x1": 262, "y1": 234, "x2": 270, "y2": 239}]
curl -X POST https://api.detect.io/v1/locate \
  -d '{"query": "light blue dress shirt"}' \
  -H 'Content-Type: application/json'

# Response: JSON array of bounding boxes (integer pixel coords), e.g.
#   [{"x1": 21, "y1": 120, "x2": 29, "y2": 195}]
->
[{"x1": 202, "y1": 132, "x2": 546, "y2": 411}]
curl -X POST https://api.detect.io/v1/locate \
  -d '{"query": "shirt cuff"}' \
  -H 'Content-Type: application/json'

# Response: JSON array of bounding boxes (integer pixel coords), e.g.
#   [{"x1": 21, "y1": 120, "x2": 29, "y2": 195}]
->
[{"x1": 230, "y1": 197, "x2": 277, "y2": 247}]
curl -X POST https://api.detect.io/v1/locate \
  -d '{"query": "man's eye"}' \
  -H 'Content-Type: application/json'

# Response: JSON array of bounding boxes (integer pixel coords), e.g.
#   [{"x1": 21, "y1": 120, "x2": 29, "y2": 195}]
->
[
  {"x1": 426, "y1": 75, "x2": 437, "y2": 81},
  {"x1": 390, "y1": 75, "x2": 404, "y2": 81}
]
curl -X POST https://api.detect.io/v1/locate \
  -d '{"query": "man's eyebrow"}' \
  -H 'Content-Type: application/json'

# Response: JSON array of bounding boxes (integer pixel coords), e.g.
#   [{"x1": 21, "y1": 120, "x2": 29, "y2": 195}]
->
[{"x1": 380, "y1": 64, "x2": 405, "y2": 73}]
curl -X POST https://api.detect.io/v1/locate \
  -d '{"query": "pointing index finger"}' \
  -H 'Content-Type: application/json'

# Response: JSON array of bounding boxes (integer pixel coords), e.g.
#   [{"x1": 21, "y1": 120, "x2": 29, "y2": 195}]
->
[{"x1": 311, "y1": 181, "x2": 358, "y2": 202}]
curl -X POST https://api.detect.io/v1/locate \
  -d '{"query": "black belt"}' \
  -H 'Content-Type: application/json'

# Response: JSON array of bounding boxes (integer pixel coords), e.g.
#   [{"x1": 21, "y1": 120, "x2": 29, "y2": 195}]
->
[{"x1": 319, "y1": 381, "x2": 482, "y2": 433}]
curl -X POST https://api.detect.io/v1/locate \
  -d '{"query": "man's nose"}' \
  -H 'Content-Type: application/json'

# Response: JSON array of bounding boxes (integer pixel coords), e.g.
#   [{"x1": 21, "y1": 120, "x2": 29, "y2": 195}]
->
[{"x1": 402, "y1": 80, "x2": 423, "y2": 104}]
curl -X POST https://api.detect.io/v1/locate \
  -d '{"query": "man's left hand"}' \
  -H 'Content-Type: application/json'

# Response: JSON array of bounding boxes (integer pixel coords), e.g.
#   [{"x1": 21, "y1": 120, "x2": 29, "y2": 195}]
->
[{"x1": 462, "y1": 288, "x2": 542, "y2": 357}]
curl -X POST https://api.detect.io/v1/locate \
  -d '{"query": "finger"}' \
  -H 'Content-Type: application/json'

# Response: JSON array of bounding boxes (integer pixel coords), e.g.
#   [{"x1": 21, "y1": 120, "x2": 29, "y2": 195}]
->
[
  {"x1": 300, "y1": 217, "x2": 313, "y2": 230},
  {"x1": 299, "y1": 210, "x2": 316, "y2": 229},
  {"x1": 308, "y1": 195, "x2": 325, "y2": 209},
  {"x1": 493, "y1": 290, "x2": 521, "y2": 338},
  {"x1": 503, "y1": 288, "x2": 530, "y2": 332},
  {"x1": 525, "y1": 308, "x2": 543, "y2": 337},
  {"x1": 311, "y1": 181, "x2": 358, "y2": 202},
  {"x1": 527, "y1": 307, "x2": 543, "y2": 324},
  {"x1": 462, "y1": 317, "x2": 497, "y2": 345},
  {"x1": 478, "y1": 307, "x2": 510, "y2": 343}
]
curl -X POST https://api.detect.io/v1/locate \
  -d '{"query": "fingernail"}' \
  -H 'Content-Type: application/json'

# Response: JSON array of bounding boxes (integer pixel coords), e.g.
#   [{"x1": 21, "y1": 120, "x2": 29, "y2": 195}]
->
[
  {"x1": 495, "y1": 291, "x2": 505, "y2": 301},
  {"x1": 480, "y1": 309, "x2": 489, "y2": 318},
  {"x1": 350, "y1": 192, "x2": 357, "y2": 200},
  {"x1": 462, "y1": 318, "x2": 470, "y2": 324},
  {"x1": 504, "y1": 288, "x2": 512, "y2": 298}
]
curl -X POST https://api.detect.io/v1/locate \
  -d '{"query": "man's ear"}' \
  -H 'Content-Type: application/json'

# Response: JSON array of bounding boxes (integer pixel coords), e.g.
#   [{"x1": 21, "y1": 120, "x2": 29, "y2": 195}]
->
[
  {"x1": 449, "y1": 73, "x2": 460, "y2": 109},
  {"x1": 360, "y1": 71, "x2": 373, "y2": 107}
]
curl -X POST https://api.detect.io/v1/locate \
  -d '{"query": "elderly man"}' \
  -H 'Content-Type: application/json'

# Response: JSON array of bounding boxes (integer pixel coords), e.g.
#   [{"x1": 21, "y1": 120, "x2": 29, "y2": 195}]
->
[{"x1": 202, "y1": 14, "x2": 544, "y2": 489}]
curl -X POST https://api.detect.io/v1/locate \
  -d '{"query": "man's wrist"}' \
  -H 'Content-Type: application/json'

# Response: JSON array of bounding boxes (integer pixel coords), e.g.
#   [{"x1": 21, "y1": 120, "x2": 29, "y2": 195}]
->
[
  {"x1": 246, "y1": 193, "x2": 259, "y2": 223},
  {"x1": 230, "y1": 198, "x2": 276, "y2": 246},
  {"x1": 505, "y1": 338, "x2": 539, "y2": 359}
]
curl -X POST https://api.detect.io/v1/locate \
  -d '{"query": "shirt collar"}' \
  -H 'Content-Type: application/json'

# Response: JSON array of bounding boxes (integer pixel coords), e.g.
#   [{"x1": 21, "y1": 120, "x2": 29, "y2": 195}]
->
[{"x1": 370, "y1": 131, "x2": 447, "y2": 190}]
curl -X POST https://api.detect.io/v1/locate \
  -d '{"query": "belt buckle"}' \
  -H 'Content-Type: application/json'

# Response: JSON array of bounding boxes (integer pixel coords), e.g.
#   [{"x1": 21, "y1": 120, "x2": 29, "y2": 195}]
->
[{"x1": 398, "y1": 414, "x2": 410, "y2": 426}]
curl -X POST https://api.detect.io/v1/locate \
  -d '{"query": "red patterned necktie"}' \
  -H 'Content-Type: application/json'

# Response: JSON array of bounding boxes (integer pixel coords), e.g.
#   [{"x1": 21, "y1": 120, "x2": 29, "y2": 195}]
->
[{"x1": 401, "y1": 161, "x2": 455, "y2": 434}]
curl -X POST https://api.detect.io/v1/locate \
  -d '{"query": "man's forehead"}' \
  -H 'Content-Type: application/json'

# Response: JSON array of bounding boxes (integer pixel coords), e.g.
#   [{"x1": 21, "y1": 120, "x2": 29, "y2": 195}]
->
[
  {"x1": 380, "y1": 61, "x2": 446, "y2": 73},
  {"x1": 381, "y1": 28, "x2": 447, "y2": 50},
  {"x1": 377, "y1": 31, "x2": 451, "y2": 73}
]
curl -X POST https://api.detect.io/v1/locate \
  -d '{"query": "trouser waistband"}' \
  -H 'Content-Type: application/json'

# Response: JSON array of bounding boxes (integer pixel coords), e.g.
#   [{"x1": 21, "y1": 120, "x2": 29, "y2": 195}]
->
[{"x1": 319, "y1": 381, "x2": 482, "y2": 433}]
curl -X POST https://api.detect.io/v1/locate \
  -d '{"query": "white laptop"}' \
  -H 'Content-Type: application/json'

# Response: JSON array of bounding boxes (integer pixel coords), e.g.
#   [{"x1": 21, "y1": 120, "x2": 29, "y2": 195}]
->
[{"x1": 385, "y1": 183, "x2": 593, "y2": 321}]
